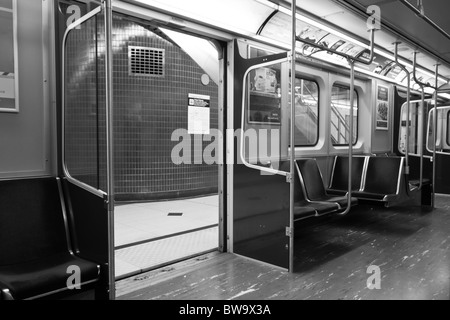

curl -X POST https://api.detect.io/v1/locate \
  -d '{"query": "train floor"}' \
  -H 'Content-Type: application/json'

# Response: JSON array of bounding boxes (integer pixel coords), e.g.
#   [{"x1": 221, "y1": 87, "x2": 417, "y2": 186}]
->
[
  {"x1": 114, "y1": 195, "x2": 219, "y2": 279},
  {"x1": 116, "y1": 194, "x2": 450, "y2": 300}
]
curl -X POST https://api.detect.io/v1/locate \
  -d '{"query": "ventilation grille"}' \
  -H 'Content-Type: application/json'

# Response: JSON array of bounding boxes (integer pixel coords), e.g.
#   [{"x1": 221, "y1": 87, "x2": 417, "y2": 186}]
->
[{"x1": 129, "y1": 46, "x2": 165, "y2": 77}]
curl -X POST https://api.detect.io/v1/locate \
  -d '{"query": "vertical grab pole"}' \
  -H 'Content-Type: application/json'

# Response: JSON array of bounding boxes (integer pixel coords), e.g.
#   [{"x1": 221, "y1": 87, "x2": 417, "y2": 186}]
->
[
  {"x1": 432, "y1": 63, "x2": 440, "y2": 208},
  {"x1": 348, "y1": 60, "x2": 354, "y2": 211},
  {"x1": 413, "y1": 51, "x2": 430, "y2": 190},
  {"x1": 419, "y1": 87, "x2": 425, "y2": 189},
  {"x1": 338, "y1": 59, "x2": 354, "y2": 216},
  {"x1": 393, "y1": 42, "x2": 410, "y2": 177},
  {"x1": 289, "y1": 0, "x2": 296, "y2": 273},
  {"x1": 412, "y1": 52, "x2": 425, "y2": 190},
  {"x1": 104, "y1": 0, "x2": 115, "y2": 300}
]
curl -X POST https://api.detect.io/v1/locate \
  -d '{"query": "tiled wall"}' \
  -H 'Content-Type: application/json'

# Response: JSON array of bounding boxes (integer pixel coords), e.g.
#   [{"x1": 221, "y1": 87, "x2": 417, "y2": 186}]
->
[{"x1": 65, "y1": 16, "x2": 219, "y2": 201}]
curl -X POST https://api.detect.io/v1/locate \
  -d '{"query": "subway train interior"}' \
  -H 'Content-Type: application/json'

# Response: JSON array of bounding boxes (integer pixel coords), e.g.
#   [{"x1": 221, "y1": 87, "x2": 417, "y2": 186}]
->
[{"x1": 1, "y1": 0, "x2": 450, "y2": 301}]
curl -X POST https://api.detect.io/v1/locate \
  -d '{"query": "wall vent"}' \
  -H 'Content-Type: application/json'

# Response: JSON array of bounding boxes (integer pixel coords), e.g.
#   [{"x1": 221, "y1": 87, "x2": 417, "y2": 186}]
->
[{"x1": 128, "y1": 46, "x2": 165, "y2": 77}]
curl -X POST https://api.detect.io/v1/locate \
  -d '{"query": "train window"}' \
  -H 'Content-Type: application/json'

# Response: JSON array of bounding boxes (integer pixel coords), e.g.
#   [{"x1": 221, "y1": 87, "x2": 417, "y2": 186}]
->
[
  {"x1": 399, "y1": 102, "x2": 422, "y2": 156},
  {"x1": 331, "y1": 85, "x2": 358, "y2": 145},
  {"x1": 292, "y1": 78, "x2": 319, "y2": 146}
]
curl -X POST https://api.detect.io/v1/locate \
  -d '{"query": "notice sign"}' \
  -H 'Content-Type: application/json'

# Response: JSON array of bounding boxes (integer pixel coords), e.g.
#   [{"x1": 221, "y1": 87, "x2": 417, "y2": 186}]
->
[
  {"x1": 376, "y1": 85, "x2": 389, "y2": 130},
  {"x1": 0, "y1": 74, "x2": 15, "y2": 99},
  {"x1": 188, "y1": 93, "x2": 210, "y2": 135}
]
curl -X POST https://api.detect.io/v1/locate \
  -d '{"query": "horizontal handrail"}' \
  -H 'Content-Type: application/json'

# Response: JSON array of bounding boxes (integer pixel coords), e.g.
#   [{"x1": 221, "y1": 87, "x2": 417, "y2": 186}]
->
[{"x1": 296, "y1": 29, "x2": 375, "y2": 65}]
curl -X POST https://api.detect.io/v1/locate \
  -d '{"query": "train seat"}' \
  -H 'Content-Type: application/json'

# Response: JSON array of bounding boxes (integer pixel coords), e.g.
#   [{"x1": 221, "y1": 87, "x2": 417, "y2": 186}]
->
[
  {"x1": 295, "y1": 159, "x2": 358, "y2": 210},
  {"x1": 0, "y1": 177, "x2": 100, "y2": 300},
  {"x1": 409, "y1": 178, "x2": 431, "y2": 187},
  {"x1": 327, "y1": 155, "x2": 367, "y2": 196},
  {"x1": 280, "y1": 161, "x2": 338, "y2": 220},
  {"x1": 352, "y1": 156, "x2": 404, "y2": 203}
]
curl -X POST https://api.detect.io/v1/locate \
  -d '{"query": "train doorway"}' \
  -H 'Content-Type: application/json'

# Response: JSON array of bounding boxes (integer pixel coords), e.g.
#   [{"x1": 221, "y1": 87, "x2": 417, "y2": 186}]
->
[{"x1": 110, "y1": 18, "x2": 224, "y2": 280}]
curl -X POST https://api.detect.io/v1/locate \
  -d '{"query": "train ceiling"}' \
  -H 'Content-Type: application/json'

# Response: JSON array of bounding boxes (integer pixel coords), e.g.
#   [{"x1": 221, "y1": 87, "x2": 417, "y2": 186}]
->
[
  {"x1": 337, "y1": 0, "x2": 450, "y2": 66},
  {"x1": 272, "y1": 0, "x2": 450, "y2": 90},
  {"x1": 125, "y1": 0, "x2": 450, "y2": 93}
]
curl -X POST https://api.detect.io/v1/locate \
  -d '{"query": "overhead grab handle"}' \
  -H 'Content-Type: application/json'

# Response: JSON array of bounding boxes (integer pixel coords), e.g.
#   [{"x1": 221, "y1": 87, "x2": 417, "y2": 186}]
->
[
  {"x1": 413, "y1": 52, "x2": 437, "y2": 90},
  {"x1": 296, "y1": 28, "x2": 376, "y2": 66}
]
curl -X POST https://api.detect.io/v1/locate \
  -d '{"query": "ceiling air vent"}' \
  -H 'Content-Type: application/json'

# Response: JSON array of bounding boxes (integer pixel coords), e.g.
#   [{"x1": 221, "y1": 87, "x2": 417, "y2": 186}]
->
[{"x1": 128, "y1": 46, "x2": 165, "y2": 77}]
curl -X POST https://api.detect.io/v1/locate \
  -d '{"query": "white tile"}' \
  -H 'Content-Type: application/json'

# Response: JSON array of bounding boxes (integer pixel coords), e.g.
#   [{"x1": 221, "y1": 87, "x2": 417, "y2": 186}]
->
[
  {"x1": 115, "y1": 227, "x2": 218, "y2": 273},
  {"x1": 114, "y1": 195, "x2": 219, "y2": 246},
  {"x1": 115, "y1": 258, "x2": 141, "y2": 278}
]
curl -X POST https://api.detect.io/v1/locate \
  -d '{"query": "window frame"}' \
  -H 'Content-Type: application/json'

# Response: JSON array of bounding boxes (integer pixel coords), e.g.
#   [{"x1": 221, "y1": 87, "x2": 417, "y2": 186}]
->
[
  {"x1": 330, "y1": 83, "x2": 359, "y2": 146},
  {"x1": 0, "y1": 0, "x2": 18, "y2": 113},
  {"x1": 292, "y1": 76, "x2": 320, "y2": 147}
]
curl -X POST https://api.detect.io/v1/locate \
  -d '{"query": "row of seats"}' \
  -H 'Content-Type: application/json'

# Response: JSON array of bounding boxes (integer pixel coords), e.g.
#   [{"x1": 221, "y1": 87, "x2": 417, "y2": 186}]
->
[
  {"x1": 327, "y1": 155, "x2": 406, "y2": 204},
  {"x1": 285, "y1": 155, "x2": 413, "y2": 222},
  {"x1": 0, "y1": 177, "x2": 101, "y2": 300}
]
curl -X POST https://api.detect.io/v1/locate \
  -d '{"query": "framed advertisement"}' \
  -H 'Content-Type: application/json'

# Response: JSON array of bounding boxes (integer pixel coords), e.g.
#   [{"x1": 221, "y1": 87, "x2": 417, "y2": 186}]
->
[
  {"x1": 0, "y1": 0, "x2": 18, "y2": 113},
  {"x1": 376, "y1": 85, "x2": 389, "y2": 130}
]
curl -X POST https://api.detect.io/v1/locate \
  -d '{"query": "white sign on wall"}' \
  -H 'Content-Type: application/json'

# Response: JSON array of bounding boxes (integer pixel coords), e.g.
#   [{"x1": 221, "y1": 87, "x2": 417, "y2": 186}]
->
[
  {"x1": 188, "y1": 93, "x2": 210, "y2": 135},
  {"x1": 0, "y1": 74, "x2": 15, "y2": 99}
]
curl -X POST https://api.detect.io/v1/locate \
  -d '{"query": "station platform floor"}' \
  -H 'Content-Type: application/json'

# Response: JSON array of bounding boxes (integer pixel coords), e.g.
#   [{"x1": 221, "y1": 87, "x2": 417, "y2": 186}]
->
[
  {"x1": 116, "y1": 195, "x2": 450, "y2": 300},
  {"x1": 114, "y1": 195, "x2": 219, "y2": 279}
]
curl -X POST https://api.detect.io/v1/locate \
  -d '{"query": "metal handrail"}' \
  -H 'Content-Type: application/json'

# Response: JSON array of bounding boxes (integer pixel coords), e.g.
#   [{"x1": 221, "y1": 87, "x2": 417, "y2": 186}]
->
[
  {"x1": 289, "y1": 0, "x2": 297, "y2": 273},
  {"x1": 412, "y1": 52, "x2": 440, "y2": 205},
  {"x1": 392, "y1": 42, "x2": 411, "y2": 177},
  {"x1": 411, "y1": 52, "x2": 430, "y2": 190},
  {"x1": 239, "y1": 57, "x2": 290, "y2": 177},
  {"x1": 433, "y1": 64, "x2": 440, "y2": 208},
  {"x1": 104, "y1": 0, "x2": 116, "y2": 300},
  {"x1": 296, "y1": 29, "x2": 375, "y2": 66},
  {"x1": 61, "y1": 5, "x2": 106, "y2": 199}
]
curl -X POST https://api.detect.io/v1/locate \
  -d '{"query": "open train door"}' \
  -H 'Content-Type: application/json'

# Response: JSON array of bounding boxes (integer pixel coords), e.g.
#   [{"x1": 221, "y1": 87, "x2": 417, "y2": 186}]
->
[
  {"x1": 228, "y1": 39, "x2": 294, "y2": 270},
  {"x1": 427, "y1": 106, "x2": 450, "y2": 198},
  {"x1": 59, "y1": 2, "x2": 114, "y2": 299}
]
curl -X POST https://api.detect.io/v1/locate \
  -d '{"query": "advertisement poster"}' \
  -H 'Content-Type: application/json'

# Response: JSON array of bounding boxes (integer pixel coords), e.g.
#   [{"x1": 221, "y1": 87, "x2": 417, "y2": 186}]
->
[
  {"x1": 188, "y1": 93, "x2": 210, "y2": 135},
  {"x1": 376, "y1": 85, "x2": 389, "y2": 130},
  {"x1": 248, "y1": 67, "x2": 281, "y2": 124}
]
